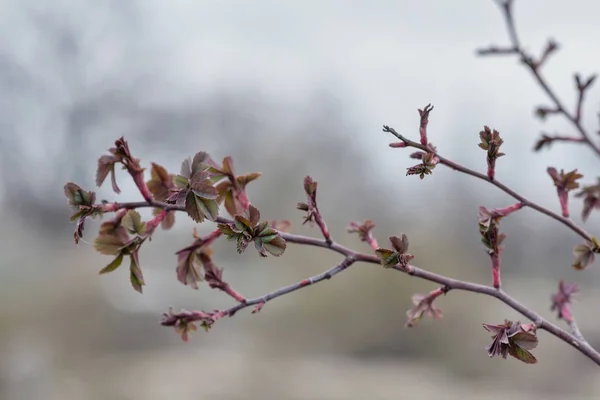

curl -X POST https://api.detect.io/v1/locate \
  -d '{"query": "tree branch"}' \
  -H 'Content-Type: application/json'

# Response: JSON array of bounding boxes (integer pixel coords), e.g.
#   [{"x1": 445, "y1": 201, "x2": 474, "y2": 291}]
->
[{"x1": 97, "y1": 198, "x2": 600, "y2": 366}]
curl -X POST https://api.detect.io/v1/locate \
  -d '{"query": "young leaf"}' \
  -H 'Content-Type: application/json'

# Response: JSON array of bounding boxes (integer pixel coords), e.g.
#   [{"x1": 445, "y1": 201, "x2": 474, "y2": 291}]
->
[
  {"x1": 390, "y1": 234, "x2": 409, "y2": 254},
  {"x1": 146, "y1": 162, "x2": 173, "y2": 201},
  {"x1": 248, "y1": 204, "x2": 261, "y2": 226},
  {"x1": 234, "y1": 214, "x2": 254, "y2": 231},
  {"x1": 64, "y1": 183, "x2": 96, "y2": 208},
  {"x1": 122, "y1": 210, "x2": 146, "y2": 235},
  {"x1": 129, "y1": 251, "x2": 145, "y2": 294},
  {"x1": 375, "y1": 248, "x2": 398, "y2": 267},
  {"x1": 573, "y1": 242, "x2": 595, "y2": 270},
  {"x1": 94, "y1": 234, "x2": 127, "y2": 255},
  {"x1": 185, "y1": 191, "x2": 206, "y2": 223},
  {"x1": 176, "y1": 251, "x2": 202, "y2": 289},
  {"x1": 99, "y1": 251, "x2": 125, "y2": 274},
  {"x1": 173, "y1": 175, "x2": 190, "y2": 189},
  {"x1": 262, "y1": 236, "x2": 287, "y2": 257},
  {"x1": 96, "y1": 155, "x2": 120, "y2": 193},
  {"x1": 191, "y1": 152, "x2": 211, "y2": 177},
  {"x1": 195, "y1": 196, "x2": 220, "y2": 221}
]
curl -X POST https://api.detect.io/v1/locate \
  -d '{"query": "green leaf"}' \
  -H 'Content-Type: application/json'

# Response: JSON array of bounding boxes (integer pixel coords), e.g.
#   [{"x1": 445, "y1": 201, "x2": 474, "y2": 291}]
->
[
  {"x1": 375, "y1": 248, "x2": 398, "y2": 267},
  {"x1": 64, "y1": 182, "x2": 96, "y2": 207},
  {"x1": 185, "y1": 191, "x2": 205, "y2": 223},
  {"x1": 69, "y1": 209, "x2": 87, "y2": 222},
  {"x1": 196, "y1": 197, "x2": 219, "y2": 221},
  {"x1": 180, "y1": 158, "x2": 192, "y2": 179},
  {"x1": 174, "y1": 174, "x2": 190, "y2": 189},
  {"x1": 234, "y1": 215, "x2": 254, "y2": 231},
  {"x1": 511, "y1": 331, "x2": 538, "y2": 351},
  {"x1": 218, "y1": 223, "x2": 237, "y2": 237},
  {"x1": 254, "y1": 238, "x2": 268, "y2": 257},
  {"x1": 223, "y1": 191, "x2": 237, "y2": 216},
  {"x1": 129, "y1": 252, "x2": 145, "y2": 294},
  {"x1": 99, "y1": 251, "x2": 125, "y2": 274},
  {"x1": 508, "y1": 343, "x2": 537, "y2": 364},
  {"x1": 122, "y1": 210, "x2": 146, "y2": 235},
  {"x1": 263, "y1": 236, "x2": 286, "y2": 256}
]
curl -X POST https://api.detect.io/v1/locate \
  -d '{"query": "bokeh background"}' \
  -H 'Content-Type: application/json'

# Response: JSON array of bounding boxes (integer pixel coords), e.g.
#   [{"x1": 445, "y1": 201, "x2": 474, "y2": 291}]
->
[{"x1": 1, "y1": 0, "x2": 600, "y2": 399}]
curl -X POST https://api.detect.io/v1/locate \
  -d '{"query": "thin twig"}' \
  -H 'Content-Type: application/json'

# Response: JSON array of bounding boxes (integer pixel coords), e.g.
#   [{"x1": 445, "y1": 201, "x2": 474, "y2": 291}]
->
[
  {"x1": 383, "y1": 125, "x2": 593, "y2": 242},
  {"x1": 481, "y1": 0, "x2": 600, "y2": 157}
]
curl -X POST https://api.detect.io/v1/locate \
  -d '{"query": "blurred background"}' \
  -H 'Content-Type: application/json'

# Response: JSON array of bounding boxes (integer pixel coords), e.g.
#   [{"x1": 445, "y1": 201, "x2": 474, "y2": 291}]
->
[{"x1": 1, "y1": 0, "x2": 600, "y2": 398}]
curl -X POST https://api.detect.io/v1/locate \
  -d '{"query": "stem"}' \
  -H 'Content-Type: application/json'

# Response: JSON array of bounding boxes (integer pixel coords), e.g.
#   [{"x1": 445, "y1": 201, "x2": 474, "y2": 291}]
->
[{"x1": 384, "y1": 126, "x2": 593, "y2": 242}]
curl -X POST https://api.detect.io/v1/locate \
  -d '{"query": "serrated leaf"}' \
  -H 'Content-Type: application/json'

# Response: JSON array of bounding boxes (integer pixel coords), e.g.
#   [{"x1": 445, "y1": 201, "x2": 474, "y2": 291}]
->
[
  {"x1": 174, "y1": 175, "x2": 189, "y2": 189},
  {"x1": 190, "y1": 173, "x2": 218, "y2": 199},
  {"x1": 196, "y1": 197, "x2": 219, "y2": 221},
  {"x1": 218, "y1": 223, "x2": 237, "y2": 237},
  {"x1": 64, "y1": 182, "x2": 96, "y2": 207},
  {"x1": 185, "y1": 191, "x2": 205, "y2": 223},
  {"x1": 99, "y1": 251, "x2": 125, "y2": 274},
  {"x1": 191, "y1": 152, "x2": 211, "y2": 177},
  {"x1": 146, "y1": 162, "x2": 172, "y2": 201},
  {"x1": 263, "y1": 236, "x2": 286, "y2": 256},
  {"x1": 235, "y1": 215, "x2": 254, "y2": 231},
  {"x1": 122, "y1": 210, "x2": 146, "y2": 235},
  {"x1": 180, "y1": 158, "x2": 192, "y2": 179},
  {"x1": 94, "y1": 234, "x2": 127, "y2": 255}
]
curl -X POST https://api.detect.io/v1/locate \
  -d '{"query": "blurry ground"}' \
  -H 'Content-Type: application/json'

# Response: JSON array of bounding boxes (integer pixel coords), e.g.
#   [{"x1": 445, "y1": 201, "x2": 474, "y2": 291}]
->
[{"x1": 2, "y1": 0, "x2": 600, "y2": 399}]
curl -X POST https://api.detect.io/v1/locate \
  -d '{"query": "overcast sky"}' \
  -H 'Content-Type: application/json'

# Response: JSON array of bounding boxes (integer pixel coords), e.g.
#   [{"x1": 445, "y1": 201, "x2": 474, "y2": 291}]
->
[{"x1": 1, "y1": 0, "x2": 599, "y2": 209}]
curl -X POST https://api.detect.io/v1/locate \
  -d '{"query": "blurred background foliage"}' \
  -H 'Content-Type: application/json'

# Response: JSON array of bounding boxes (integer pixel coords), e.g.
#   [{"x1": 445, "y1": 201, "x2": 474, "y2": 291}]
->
[{"x1": 1, "y1": 0, "x2": 600, "y2": 398}]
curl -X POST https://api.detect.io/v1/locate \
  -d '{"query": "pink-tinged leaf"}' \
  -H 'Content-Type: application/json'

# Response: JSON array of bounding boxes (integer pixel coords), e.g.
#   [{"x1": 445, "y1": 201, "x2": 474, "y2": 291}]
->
[
  {"x1": 96, "y1": 155, "x2": 121, "y2": 193},
  {"x1": 146, "y1": 162, "x2": 173, "y2": 201},
  {"x1": 176, "y1": 251, "x2": 201, "y2": 289},
  {"x1": 191, "y1": 152, "x2": 211, "y2": 177},
  {"x1": 389, "y1": 234, "x2": 409, "y2": 254},
  {"x1": 248, "y1": 205, "x2": 260, "y2": 226}
]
